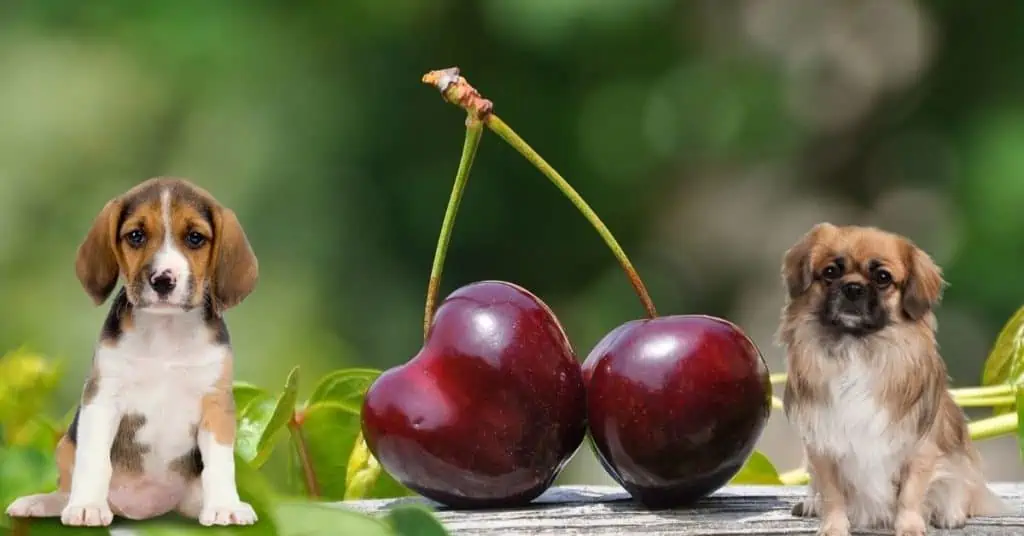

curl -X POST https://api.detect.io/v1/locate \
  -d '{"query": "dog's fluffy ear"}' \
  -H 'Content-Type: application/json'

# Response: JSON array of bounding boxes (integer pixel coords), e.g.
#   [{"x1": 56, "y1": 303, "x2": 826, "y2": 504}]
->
[
  {"x1": 902, "y1": 241, "x2": 945, "y2": 320},
  {"x1": 75, "y1": 198, "x2": 123, "y2": 305},
  {"x1": 211, "y1": 206, "x2": 258, "y2": 311},
  {"x1": 781, "y1": 222, "x2": 835, "y2": 299}
]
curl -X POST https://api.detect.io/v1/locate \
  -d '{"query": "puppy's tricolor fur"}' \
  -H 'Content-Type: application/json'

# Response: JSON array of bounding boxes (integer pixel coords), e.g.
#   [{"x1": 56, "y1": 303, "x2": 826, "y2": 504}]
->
[
  {"x1": 5, "y1": 177, "x2": 258, "y2": 527},
  {"x1": 778, "y1": 223, "x2": 1007, "y2": 536}
]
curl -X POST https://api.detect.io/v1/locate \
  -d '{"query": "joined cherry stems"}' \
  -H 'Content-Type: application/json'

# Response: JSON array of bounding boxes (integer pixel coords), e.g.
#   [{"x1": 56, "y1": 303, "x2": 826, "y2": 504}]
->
[{"x1": 420, "y1": 66, "x2": 657, "y2": 336}]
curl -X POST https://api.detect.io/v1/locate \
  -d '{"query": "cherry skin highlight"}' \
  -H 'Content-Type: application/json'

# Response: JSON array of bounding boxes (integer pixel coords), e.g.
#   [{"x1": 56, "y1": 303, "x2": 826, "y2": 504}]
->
[
  {"x1": 583, "y1": 315, "x2": 771, "y2": 508},
  {"x1": 361, "y1": 280, "x2": 587, "y2": 508}
]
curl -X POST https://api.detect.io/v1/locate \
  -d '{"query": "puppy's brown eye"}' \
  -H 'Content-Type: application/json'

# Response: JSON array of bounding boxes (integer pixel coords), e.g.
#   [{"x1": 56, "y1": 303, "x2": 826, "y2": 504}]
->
[
  {"x1": 124, "y1": 229, "x2": 146, "y2": 248},
  {"x1": 185, "y1": 231, "x2": 207, "y2": 249},
  {"x1": 873, "y1": 269, "x2": 892, "y2": 287},
  {"x1": 822, "y1": 264, "x2": 842, "y2": 280}
]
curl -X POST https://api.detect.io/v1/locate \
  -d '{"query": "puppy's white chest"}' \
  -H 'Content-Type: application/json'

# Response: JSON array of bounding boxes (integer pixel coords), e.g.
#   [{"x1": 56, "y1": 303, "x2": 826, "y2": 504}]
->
[
  {"x1": 792, "y1": 358, "x2": 914, "y2": 519},
  {"x1": 95, "y1": 315, "x2": 227, "y2": 468},
  {"x1": 100, "y1": 329, "x2": 224, "y2": 407},
  {"x1": 798, "y1": 360, "x2": 895, "y2": 457}
]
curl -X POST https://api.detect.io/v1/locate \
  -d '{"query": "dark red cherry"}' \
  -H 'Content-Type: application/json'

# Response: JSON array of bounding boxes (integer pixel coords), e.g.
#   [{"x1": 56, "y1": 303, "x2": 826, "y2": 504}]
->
[
  {"x1": 361, "y1": 280, "x2": 587, "y2": 508},
  {"x1": 582, "y1": 314, "x2": 771, "y2": 508}
]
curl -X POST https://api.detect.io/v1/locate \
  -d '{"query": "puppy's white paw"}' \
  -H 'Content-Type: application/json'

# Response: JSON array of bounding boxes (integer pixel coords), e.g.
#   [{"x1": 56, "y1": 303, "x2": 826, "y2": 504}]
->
[
  {"x1": 818, "y1": 513, "x2": 850, "y2": 536},
  {"x1": 200, "y1": 502, "x2": 257, "y2": 526},
  {"x1": 895, "y1": 510, "x2": 927, "y2": 536},
  {"x1": 6, "y1": 493, "x2": 68, "y2": 517},
  {"x1": 61, "y1": 501, "x2": 114, "y2": 527}
]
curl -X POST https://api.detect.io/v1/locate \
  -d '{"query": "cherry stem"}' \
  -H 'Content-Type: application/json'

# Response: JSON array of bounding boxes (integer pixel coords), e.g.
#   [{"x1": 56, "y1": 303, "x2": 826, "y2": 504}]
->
[
  {"x1": 421, "y1": 67, "x2": 658, "y2": 319},
  {"x1": 423, "y1": 117, "x2": 484, "y2": 339},
  {"x1": 288, "y1": 415, "x2": 321, "y2": 498}
]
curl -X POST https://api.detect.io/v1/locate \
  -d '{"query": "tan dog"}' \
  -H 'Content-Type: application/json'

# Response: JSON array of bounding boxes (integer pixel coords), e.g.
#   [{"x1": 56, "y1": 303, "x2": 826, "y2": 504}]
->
[
  {"x1": 777, "y1": 223, "x2": 1007, "y2": 536},
  {"x1": 5, "y1": 177, "x2": 258, "y2": 527}
]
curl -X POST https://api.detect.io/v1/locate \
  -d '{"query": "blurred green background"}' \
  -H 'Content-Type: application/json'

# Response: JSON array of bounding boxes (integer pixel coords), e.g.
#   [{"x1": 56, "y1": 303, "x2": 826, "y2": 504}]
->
[{"x1": 1, "y1": 0, "x2": 1021, "y2": 486}]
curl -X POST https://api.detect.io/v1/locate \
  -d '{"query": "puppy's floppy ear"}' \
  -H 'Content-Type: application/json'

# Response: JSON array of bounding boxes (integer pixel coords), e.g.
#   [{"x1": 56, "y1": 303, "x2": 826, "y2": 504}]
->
[
  {"x1": 211, "y1": 206, "x2": 258, "y2": 311},
  {"x1": 781, "y1": 222, "x2": 835, "y2": 299},
  {"x1": 902, "y1": 242, "x2": 945, "y2": 320},
  {"x1": 75, "y1": 198, "x2": 123, "y2": 305}
]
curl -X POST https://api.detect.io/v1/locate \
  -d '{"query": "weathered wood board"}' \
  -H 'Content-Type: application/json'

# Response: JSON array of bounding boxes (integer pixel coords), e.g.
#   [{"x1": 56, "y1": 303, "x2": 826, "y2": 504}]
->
[{"x1": 341, "y1": 483, "x2": 1024, "y2": 535}]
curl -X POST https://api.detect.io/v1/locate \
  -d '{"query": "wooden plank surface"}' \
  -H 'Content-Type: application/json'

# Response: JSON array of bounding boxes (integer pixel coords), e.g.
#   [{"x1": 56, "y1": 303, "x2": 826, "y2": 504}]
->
[{"x1": 341, "y1": 484, "x2": 1024, "y2": 535}]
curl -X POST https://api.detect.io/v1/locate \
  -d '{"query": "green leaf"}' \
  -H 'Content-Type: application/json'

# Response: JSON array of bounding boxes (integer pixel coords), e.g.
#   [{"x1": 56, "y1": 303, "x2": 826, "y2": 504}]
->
[
  {"x1": 385, "y1": 504, "x2": 451, "y2": 536},
  {"x1": 258, "y1": 366, "x2": 301, "y2": 457},
  {"x1": 236, "y1": 367, "x2": 300, "y2": 468},
  {"x1": 275, "y1": 501, "x2": 393, "y2": 536},
  {"x1": 235, "y1": 393, "x2": 277, "y2": 466},
  {"x1": 285, "y1": 437, "x2": 307, "y2": 497},
  {"x1": 728, "y1": 450, "x2": 782, "y2": 485},
  {"x1": 344, "y1": 431, "x2": 381, "y2": 500},
  {"x1": 124, "y1": 515, "x2": 273, "y2": 536},
  {"x1": 369, "y1": 465, "x2": 414, "y2": 500},
  {"x1": 1018, "y1": 388, "x2": 1024, "y2": 463},
  {"x1": 234, "y1": 382, "x2": 270, "y2": 420},
  {"x1": 981, "y1": 304, "x2": 1024, "y2": 414},
  {"x1": 5, "y1": 519, "x2": 107, "y2": 536},
  {"x1": 0, "y1": 446, "x2": 58, "y2": 528},
  {"x1": 297, "y1": 401, "x2": 362, "y2": 500},
  {"x1": 307, "y1": 368, "x2": 381, "y2": 412}
]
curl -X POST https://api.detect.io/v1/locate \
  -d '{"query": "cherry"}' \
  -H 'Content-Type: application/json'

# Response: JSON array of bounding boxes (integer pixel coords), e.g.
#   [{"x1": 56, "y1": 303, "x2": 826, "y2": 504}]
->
[
  {"x1": 361, "y1": 280, "x2": 587, "y2": 508},
  {"x1": 582, "y1": 315, "x2": 771, "y2": 508}
]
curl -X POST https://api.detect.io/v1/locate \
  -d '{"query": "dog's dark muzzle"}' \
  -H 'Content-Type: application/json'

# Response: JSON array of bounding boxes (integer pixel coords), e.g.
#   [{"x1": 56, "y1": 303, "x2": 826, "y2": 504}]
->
[{"x1": 820, "y1": 280, "x2": 888, "y2": 334}]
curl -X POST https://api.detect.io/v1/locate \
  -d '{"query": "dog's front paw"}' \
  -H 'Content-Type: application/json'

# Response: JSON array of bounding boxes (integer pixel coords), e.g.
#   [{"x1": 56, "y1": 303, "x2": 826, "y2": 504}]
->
[
  {"x1": 896, "y1": 510, "x2": 928, "y2": 536},
  {"x1": 817, "y1": 513, "x2": 850, "y2": 536},
  {"x1": 931, "y1": 508, "x2": 967, "y2": 529},
  {"x1": 200, "y1": 501, "x2": 258, "y2": 526},
  {"x1": 6, "y1": 492, "x2": 68, "y2": 518},
  {"x1": 61, "y1": 501, "x2": 114, "y2": 527},
  {"x1": 792, "y1": 496, "x2": 819, "y2": 517}
]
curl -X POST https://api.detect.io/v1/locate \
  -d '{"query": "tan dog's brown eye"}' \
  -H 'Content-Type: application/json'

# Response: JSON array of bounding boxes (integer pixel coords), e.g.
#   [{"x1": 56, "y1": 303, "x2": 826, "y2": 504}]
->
[
  {"x1": 185, "y1": 230, "x2": 207, "y2": 249},
  {"x1": 873, "y1": 269, "x2": 892, "y2": 287},
  {"x1": 124, "y1": 229, "x2": 146, "y2": 248},
  {"x1": 822, "y1": 263, "x2": 842, "y2": 280}
]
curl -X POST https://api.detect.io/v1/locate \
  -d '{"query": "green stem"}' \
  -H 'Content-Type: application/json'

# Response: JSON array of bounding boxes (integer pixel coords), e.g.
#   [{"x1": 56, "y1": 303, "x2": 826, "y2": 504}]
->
[
  {"x1": 967, "y1": 412, "x2": 1018, "y2": 441},
  {"x1": 950, "y1": 384, "x2": 1014, "y2": 399},
  {"x1": 423, "y1": 118, "x2": 484, "y2": 338},
  {"x1": 484, "y1": 114, "x2": 657, "y2": 318},
  {"x1": 288, "y1": 417, "x2": 320, "y2": 498},
  {"x1": 955, "y1": 395, "x2": 1017, "y2": 407},
  {"x1": 421, "y1": 67, "x2": 657, "y2": 319},
  {"x1": 764, "y1": 376, "x2": 1014, "y2": 403}
]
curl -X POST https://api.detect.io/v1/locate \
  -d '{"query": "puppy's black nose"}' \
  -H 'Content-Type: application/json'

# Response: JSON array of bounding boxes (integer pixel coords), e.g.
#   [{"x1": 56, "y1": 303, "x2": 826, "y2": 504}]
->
[
  {"x1": 841, "y1": 282, "x2": 866, "y2": 301},
  {"x1": 150, "y1": 273, "x2": 176, "y2": 297}
]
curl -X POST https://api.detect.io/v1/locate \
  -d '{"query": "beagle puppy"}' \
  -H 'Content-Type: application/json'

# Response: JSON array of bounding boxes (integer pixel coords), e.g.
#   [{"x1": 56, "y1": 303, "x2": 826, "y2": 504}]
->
[{"x1": 5, "y1": 177, "x2": 259, "y2": 527}]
